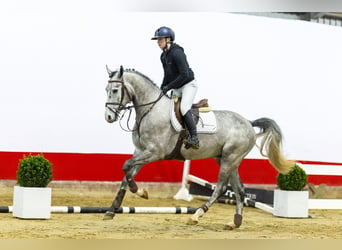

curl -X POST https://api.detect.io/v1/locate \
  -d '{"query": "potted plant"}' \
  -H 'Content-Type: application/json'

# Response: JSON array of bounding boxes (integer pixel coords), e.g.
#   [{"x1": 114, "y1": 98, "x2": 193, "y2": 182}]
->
[
  {"x1": 273, "y1": 163, "x2": 309, "y2": 218},
  {"x1": 13, "y1": 154, "x2": 53, "y2": 219}
]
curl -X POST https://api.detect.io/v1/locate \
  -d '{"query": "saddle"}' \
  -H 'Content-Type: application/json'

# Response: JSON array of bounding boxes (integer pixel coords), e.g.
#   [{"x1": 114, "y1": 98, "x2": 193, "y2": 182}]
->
[
  {"x1": 174, "y1": 96, "x2": 211, "y2": 127},
  {"x1": 167, "y1": 96, "x2": 217, "y2": 160}
]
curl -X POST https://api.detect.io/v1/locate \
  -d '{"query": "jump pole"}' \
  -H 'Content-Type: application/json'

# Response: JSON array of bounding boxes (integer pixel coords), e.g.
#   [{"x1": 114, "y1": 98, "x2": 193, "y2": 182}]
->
[
  {"x1": 217, "y1": 197, "x2": 274, "y2": 214},
  {"x1": 0, "y1": 206, "x2": 197, "y2": 214},
  {"x1": 187, "y1": 174, "x2": 342, "y2": 210},
  {"x1": 186, "y1": 174, "x2": 274, "y2": 214}
]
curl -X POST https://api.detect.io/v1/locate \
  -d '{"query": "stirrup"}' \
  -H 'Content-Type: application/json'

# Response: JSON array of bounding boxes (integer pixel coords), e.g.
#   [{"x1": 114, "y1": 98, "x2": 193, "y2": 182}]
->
[{"x1": 183, "y1": 136, "x2": 200, "y2": 150}]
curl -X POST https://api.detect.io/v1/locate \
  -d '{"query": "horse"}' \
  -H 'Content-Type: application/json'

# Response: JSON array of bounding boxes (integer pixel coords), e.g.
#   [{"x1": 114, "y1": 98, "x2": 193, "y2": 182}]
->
[{"x1": 104, "y1": 65, "x2": 294, "y2": 230}]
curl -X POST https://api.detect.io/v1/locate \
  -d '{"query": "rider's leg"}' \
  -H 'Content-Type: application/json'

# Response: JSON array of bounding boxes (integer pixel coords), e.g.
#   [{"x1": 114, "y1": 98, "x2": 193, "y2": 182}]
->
[
  {"x1": 180, "y1": 80, "x2": 199, "y2": 149},
  {"x1": 183, "y1": 110, "x2": 200, "y2": 149}
]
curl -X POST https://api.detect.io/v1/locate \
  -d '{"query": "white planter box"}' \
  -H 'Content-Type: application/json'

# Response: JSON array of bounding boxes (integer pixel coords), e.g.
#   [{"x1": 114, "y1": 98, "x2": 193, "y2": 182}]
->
[
  {"x1": 273, "y1": 189, "x2": 308, "y2": 218},
  {"x1": 13, "y1": 186, "x2": 52, "y2": 219}
]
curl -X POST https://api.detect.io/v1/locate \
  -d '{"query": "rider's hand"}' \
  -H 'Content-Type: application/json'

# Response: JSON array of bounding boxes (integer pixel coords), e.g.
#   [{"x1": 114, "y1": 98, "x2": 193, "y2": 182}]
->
[{"x1": 161, "y1": 86, "x2": 169, "y2": 95}]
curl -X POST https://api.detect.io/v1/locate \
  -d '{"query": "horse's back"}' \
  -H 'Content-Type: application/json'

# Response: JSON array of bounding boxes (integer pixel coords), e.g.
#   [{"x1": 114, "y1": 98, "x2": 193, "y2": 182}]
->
[
  {"x1": 214, "y1": 109, "x2": 256, "y2": 147},
  {"x1": 180, "y1": 110, "x2": 255, "y2": 160},
  {"x1": 213, "y1": 110, "x2": 253, "y2": 133}
]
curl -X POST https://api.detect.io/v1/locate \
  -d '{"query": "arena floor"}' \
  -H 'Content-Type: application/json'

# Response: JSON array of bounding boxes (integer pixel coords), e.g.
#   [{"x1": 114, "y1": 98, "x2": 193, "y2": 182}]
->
[{"x1": 0, "y1": 181, "x2": 341, "y2": 239}]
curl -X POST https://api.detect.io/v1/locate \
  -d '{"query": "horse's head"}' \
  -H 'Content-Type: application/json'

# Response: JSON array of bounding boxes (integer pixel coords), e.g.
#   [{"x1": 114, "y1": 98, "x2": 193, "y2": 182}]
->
[{"x1": 105, "y1": 65, "x2": 133, "y2": 123}]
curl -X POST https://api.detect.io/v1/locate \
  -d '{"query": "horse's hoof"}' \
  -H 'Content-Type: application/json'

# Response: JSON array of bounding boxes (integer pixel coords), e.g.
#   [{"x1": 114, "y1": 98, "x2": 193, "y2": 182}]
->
[
  {"x1": 103, "y1": 211, "x2": 115, "y2": 221},
  {"x1": 223, "y1": 224, "x2": 234, "y2": 230},
  {"x1": 141, "y1": 189, "x2": 148, "y2": 199},
  {"x1": 186, "y1": 218, "x2": 198, "y2": 225},
  {"x1": 223, "y1": 223, "x2": 239, "y2": 230},
  {"x1": 137, "y1": 188, "x2": 149, "y2": 199}
]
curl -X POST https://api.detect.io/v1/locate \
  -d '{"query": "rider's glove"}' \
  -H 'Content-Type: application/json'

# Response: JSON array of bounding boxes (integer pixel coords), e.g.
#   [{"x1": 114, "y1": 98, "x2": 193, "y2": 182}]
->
[{"x1": 161, "y1": 86, "x2": 169, "y2": 95}]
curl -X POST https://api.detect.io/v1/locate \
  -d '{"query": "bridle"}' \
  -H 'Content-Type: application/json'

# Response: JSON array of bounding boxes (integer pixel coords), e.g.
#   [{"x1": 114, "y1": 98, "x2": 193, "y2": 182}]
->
[
  {"x1": 105, "y1": 79, "x2": 132, "y2": 117},
  {"x1": 105, "y1": 78, "x2": 164, "y2": 134}
]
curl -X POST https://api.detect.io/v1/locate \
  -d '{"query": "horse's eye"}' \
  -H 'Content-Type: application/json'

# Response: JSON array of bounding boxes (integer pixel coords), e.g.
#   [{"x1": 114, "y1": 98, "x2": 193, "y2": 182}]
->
[{"x1": 112, "y1": 89, "x2": 118, "y2": 94}]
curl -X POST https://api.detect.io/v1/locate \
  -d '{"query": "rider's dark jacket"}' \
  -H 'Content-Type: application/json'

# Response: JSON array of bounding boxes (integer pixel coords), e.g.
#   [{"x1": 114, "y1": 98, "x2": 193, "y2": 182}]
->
[{"x1": 160, "y1": 43, "x2": 195, "y2": 91}]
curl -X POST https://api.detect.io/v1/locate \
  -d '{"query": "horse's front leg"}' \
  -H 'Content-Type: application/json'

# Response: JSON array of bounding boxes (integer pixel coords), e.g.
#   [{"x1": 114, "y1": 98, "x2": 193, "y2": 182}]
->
[
  {"x1": 123, "y1": 150, "x2": 158, "y2": 197},
  {"x1": 103, "y1": 156, "x2": 143, "y2": 221},
  {"x1": 103, "y1": 153, "x2": 151, "y2": 221},
  {"x1": 103, "y1": 177, "x2": 128, "y2": 220},
  {"x1": 124, "y1": 163, "x2": 148, "y2": 199}
]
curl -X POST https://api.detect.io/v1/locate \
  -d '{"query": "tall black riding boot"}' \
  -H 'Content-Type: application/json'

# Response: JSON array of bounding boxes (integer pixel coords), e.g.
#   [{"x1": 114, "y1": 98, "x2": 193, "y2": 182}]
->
[{"x1": 182, "y1": 111, "x2": 200, "y2": 149}]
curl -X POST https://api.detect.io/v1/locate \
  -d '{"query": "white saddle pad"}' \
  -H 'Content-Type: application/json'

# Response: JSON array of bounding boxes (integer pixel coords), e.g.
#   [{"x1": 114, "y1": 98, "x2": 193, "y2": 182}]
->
[{"x1": 170, "y1": 100, "x2": 217, "y2": 134}]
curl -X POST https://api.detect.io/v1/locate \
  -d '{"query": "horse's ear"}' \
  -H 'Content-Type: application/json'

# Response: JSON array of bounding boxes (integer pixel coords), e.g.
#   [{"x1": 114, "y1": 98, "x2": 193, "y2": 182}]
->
[
  {"x1": 106, "y1": 65, "x2": 112, "y2": 77},
  {"x1": 118, "y1": 65, "x2": 124, "y2": 78}
]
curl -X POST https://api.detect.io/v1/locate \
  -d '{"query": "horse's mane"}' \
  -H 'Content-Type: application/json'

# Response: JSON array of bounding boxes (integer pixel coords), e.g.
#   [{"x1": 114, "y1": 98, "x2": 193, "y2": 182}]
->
[{"x1": 111, "y1": 68, "x2": 159, "y2": 89}]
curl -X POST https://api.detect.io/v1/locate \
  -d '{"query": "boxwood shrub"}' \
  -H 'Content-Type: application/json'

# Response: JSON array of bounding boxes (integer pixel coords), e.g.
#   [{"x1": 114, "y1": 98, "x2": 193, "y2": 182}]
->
[
  {"x1": 276, "y1": 164, "x2": 307, "y2": 191},
  {"x1": 16, "y1": 154, "x2": 53, "y2": 187}
]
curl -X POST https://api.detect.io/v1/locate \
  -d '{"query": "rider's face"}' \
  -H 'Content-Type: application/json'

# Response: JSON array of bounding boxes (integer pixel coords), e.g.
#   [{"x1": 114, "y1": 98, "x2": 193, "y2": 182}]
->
[{"x1": 157, "y1": 37, "x2": 170, "y2": 50}]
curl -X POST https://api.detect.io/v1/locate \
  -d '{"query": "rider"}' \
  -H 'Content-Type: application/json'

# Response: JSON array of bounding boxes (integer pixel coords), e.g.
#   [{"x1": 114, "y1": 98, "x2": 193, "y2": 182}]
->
[{"x1": 151, "y1": 26, "x2": 200, "y2": 150}]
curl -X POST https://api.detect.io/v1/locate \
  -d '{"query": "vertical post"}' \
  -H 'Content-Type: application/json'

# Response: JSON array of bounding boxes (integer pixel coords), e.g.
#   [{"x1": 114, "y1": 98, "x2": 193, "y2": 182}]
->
[{"x1": 173, "y1": 160, "x2": 193, "y2": 201}]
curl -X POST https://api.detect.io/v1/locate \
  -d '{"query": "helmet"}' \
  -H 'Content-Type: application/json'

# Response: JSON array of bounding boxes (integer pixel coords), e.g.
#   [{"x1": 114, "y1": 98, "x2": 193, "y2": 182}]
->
[{"x1": 151, "y1": 26, "x2": 175, "y2": 41}]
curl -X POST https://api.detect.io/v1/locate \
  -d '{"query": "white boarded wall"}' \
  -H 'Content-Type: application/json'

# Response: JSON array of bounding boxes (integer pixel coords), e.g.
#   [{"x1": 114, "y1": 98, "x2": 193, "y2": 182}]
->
[{"x1": 0, "y1": 6, "x2": 342, "y2": 163}]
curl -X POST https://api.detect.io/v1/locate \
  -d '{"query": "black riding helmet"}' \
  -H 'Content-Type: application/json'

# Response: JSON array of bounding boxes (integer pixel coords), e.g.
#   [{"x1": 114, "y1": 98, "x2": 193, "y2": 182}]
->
[{"x1": 151, "y1": 26, "x2": 175, "y2": 41}]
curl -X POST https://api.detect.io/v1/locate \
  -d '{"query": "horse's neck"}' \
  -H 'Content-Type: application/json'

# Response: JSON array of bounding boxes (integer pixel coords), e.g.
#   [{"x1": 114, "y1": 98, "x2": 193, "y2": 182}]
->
[{"x1": 127, "y1": 75, "x2": 163, "y2": 116}]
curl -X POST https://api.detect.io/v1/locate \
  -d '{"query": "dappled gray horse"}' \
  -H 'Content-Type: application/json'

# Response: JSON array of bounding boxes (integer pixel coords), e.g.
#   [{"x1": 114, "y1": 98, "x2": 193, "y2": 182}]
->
[{"x1": 104, "y1": 66, "x2": 294, "y2": 229}]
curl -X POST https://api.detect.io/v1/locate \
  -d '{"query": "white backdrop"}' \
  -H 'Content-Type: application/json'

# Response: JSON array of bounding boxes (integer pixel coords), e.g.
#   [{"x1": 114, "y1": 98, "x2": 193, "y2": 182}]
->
[{"x1": 1, "y1": 3, "x2": 342, "y2": 163}]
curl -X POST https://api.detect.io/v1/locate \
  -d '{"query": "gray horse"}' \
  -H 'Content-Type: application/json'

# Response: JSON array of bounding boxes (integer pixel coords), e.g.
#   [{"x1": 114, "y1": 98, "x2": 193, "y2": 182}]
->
[{"x1": 104, "y1": 66, "x2": 294, "y2": 229}]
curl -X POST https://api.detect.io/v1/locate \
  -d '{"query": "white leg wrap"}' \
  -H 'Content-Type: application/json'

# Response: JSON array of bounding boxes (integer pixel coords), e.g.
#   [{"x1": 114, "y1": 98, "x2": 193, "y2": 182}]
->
[{"x1": 191, "y1": 208, "x2": 205, "y2": 222}]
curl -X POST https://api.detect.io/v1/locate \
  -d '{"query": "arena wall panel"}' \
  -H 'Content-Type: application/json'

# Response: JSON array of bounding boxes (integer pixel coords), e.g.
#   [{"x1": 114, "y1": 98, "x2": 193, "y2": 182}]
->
[{"x1": 1, "y1": 151, "x2": 341, "y2": 185}]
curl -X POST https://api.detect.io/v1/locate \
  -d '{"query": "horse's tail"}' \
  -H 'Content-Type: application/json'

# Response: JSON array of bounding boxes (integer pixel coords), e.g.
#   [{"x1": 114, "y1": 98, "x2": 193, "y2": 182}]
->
[{"x1": 251, "y1": 117, "x2": 295, "y2": 174}]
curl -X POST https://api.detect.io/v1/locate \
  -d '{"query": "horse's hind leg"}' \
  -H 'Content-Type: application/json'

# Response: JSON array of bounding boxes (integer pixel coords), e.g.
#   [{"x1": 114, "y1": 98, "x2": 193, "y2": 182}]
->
[
  {"x1": 188, "y1": 156, "x2": 245, "y2": 229},
  {"x1": 224, "y1": 169, "x2": 245, "y2": 230},
  {"x1": 187, "y1": 157, "x2": 235, "y2": 225}
]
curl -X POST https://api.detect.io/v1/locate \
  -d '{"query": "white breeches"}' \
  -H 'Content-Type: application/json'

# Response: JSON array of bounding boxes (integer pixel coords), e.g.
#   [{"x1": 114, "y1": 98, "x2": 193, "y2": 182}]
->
[{"x1": 172, "y1": 80, "x2": 198, "y2": 116}]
